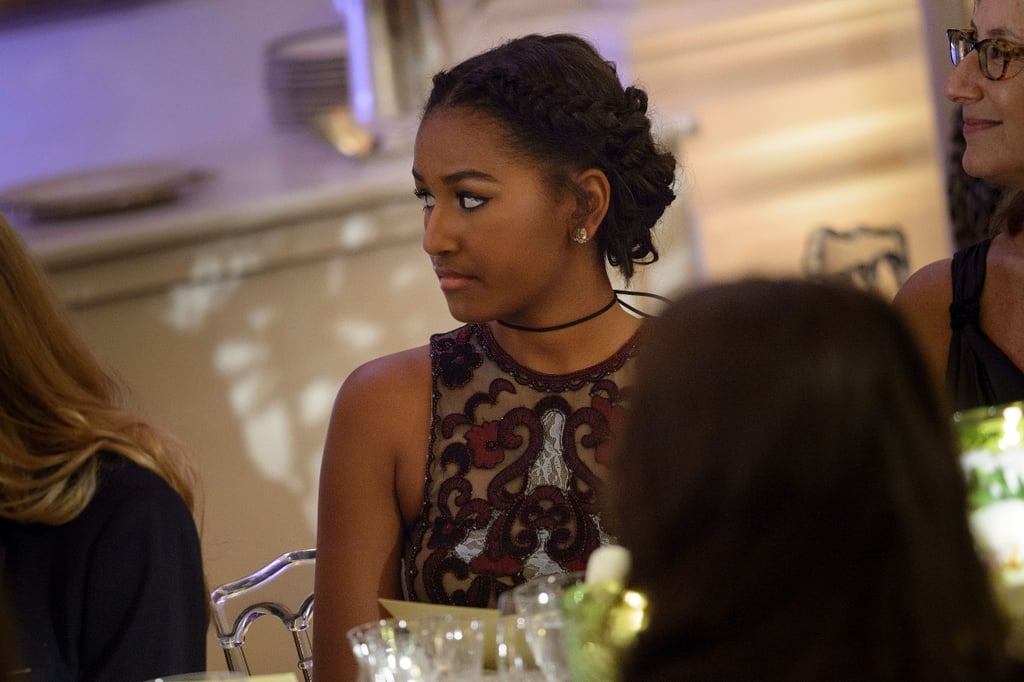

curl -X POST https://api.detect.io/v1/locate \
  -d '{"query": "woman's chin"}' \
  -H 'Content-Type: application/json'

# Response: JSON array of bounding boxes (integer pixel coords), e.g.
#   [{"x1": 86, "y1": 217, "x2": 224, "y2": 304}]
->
[
  {"x1": 961, "y1": 155, "x2": 989, "y2": 181},
  {"x1": 445, "y1": 307, "x2": 491, "y2": 325},
  {"x1": 961, "y1": 154, "x2": 1018, "y2": 188}
]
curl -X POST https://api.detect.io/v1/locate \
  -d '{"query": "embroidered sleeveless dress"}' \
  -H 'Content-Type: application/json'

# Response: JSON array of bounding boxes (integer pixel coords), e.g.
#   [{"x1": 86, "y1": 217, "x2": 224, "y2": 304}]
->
[
  {"x1": 947, "y1": 238, "x2": 1024, "y2": 410},
  {"x1": 403, "y1": 322, "x2": 639, "y2": 607}
]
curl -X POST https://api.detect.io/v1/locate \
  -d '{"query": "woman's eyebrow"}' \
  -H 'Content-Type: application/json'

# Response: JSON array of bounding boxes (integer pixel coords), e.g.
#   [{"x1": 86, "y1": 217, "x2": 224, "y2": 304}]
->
[
  {"x1": 411, "y1": 168, "x2": 499, "y2": 185},
  {"x1": 974, "y1": 22, "x2": 1024, "y2": 42},
  {"x1": 441, "y1": 170, "x2": 499, "y2": 184}
]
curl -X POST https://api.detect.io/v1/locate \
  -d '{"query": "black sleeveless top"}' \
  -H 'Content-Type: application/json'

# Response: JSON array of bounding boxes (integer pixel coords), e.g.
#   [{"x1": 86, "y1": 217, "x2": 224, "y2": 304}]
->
[
  {"x1": 0, "y1": 456, "x2": 206, "y2": 681},
  {"x1": 947, "y1": 239, "x2": 1024, "y2": 410}
]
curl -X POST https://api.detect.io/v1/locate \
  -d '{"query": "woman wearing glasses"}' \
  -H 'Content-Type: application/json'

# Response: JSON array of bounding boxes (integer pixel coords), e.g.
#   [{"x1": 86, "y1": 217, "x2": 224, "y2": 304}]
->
[{"x1": 895, "y1": 0, "x2": 1024, "y2": 411}]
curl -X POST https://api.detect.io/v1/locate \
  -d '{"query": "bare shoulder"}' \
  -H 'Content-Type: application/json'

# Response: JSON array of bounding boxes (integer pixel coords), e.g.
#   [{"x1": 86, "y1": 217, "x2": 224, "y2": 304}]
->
[
  {"x1": 893, "y1": 257, "x2": 953, "y2": 386},
  {"x1": 337, "y1": 345, "x2": 432, "y2": 403},
  {"x1": 322, "y1": 344, "x2": 434, "y2": 519},
  {"x1": 325, "y1": 345, "x2": 433, "y2": 462},
  {"x1": 893, "y1": 258, "x2": 953, "y2": 313}
]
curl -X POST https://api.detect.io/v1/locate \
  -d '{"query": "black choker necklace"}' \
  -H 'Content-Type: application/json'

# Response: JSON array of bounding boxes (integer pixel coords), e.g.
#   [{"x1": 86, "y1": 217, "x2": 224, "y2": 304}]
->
[{"x1": 497, "y1": 294, "x2": 619, "y2": 333}]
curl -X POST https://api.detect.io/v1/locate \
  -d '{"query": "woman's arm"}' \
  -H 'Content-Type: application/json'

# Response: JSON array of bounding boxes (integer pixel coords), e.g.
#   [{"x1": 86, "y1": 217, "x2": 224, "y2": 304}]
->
[
  {"x1": 893, "y1": 258, "x2": 954, "y2": 392},
  {"x1": 313, "y1": 347, "x2": 431, "y2": 682}
]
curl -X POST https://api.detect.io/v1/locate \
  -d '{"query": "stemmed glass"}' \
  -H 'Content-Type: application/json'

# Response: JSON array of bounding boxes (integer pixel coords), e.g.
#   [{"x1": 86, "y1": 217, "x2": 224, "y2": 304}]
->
[
  {"x1": 348, "y1": 618, "x2": 430, "y2": 682},
  {"x1": 347, "y1": 613, "x2": 486, "y2": 682},
  {"x1": 496, "y1": 567, "x2": 649, "y2": 682},
  {"x1": 496, "y1": 572, "x2": 585, "y2": 682}
]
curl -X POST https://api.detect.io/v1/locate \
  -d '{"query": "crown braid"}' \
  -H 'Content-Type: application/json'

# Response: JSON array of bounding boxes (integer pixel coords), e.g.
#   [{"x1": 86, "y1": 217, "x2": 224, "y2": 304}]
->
[{"x1": 424, "y1": 34, "x2": 677, "y2": 281}]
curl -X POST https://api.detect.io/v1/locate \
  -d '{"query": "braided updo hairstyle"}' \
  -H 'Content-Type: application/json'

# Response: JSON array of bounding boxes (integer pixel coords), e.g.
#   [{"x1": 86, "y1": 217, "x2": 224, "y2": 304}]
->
[{"x1": 423, "y1": 33, "x2": 678, "y2": 281}]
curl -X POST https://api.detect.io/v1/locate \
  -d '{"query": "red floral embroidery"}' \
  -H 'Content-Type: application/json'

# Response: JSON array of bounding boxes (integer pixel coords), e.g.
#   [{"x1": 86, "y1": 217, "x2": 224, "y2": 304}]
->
[
  {"x1": 471, "y1": 551, "x2": 524, "y2": 578},
  {"x1": 427, "y1": 516, "x2": 466, "y2": 549},
  {"x1": 465, "y1": 421, "x2": 504, "y2": 468}
]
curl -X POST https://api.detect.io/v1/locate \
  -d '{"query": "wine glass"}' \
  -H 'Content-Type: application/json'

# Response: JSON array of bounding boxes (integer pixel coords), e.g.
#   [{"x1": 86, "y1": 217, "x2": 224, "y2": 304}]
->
[
  {"x1": 347, "y1": 613, "x2": 486, "y2": 682},
  {"x1": 498, "y1": 572, "x2": 585, "y2": 682},
  {"x1": 347, "y1": 618, "x2": 434, "y2": 682}
]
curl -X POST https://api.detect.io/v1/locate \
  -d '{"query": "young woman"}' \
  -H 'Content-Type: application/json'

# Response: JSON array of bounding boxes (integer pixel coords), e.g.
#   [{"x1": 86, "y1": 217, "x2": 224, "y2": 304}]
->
[
  {"x1": 614, "y1": 278, "x2": 1014, "y2": 680},
  {"x1": 0, "y1": 214, "x2": 207, "y2": 681},
  {"x1": 313, "y1": 33, "x2": 677, "y2": 680},
  {"x1": 896, "y1": 0, "x2": 1024, "y2": 410}
]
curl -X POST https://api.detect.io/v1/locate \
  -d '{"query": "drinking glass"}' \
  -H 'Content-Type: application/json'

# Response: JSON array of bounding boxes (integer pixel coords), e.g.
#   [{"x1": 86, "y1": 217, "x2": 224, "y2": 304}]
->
[
  {"x1": 347, "y1": 618, "x2": 434, "y2": 682},
  {"x1": 414, "y1": 613, "x2": 486, "y2": 680},
  {"x1": 347, "y1": 614, "x2": 486, "y2": 682},
  {"x1": 955, "y1": 402, "x2": 1024, "y2": 659},
  {"x1": 499, "y1": 571, "x2": 585, "y2": 682},
  {"x1": 496, "y1": 590, "x2": 542, "y2": 681}
]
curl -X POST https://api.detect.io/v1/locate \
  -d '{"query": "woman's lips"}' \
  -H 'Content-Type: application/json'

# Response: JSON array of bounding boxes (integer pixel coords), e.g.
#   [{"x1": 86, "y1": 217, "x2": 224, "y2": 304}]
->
[
  {"x1": 434, "y1": 266, "x2": 472, "y2": 291},
  {"x1": 963, "y1": 117, "x2": 1001, "y2": 135}
]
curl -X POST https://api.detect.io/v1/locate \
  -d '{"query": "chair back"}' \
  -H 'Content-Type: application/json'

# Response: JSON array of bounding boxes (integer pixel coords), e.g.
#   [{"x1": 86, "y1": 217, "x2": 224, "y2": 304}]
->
[
  {"x1": 802, "y1": 225, "x2": 909, "y2": 299},
  {"x1": 210, "y1": 549, "x2": 316, "y2": 682}
]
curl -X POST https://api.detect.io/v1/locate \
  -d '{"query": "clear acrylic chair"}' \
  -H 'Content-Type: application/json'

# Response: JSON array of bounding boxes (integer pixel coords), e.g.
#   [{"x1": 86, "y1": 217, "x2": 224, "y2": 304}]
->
[
  {"x1": 802, "y1": 225, "x2": 910, "y2": 299},
  {"x1": 209, "y1": 548, "x2": 316, "y2": 682}
]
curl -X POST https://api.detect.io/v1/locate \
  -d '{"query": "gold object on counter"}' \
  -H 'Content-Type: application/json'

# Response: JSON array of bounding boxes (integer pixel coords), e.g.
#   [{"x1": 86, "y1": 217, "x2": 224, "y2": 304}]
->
[{"x1": 313, "y1": 107, "x2": 377, "y2": 160}]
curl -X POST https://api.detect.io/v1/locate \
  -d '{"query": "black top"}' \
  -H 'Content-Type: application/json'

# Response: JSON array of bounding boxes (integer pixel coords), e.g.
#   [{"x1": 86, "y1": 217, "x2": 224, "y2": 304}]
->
[
  {"x1": 947, "y1": 238, "x2": 1024, "y2": 411},
  {"x1": 0, "y1": 456, "x2": 206, "y2": 681}
]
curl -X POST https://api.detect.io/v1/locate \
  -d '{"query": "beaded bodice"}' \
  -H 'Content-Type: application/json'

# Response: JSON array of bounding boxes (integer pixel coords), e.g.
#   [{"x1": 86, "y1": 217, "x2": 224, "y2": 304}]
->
[{"x1": 402, "y1": 322, "x2": 639, "y2": 607}]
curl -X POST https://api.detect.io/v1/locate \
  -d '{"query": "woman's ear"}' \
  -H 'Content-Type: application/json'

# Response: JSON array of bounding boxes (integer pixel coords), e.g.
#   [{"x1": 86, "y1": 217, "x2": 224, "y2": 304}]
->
[{"x1": 571, "y1": 168, "x2": 611, "y2": 240}]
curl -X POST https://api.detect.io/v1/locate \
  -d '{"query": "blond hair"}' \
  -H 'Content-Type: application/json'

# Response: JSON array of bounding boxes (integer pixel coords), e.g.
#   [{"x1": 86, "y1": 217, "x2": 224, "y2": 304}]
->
[{"x1": 0, "y1": 214, "x2": 199, "y2": 525}]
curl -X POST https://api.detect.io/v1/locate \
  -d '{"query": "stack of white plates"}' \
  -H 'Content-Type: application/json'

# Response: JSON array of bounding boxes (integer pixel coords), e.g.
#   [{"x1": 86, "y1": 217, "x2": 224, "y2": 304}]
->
[{"x1": 265, "y1": 26, "x2": 349, "y2": 129}]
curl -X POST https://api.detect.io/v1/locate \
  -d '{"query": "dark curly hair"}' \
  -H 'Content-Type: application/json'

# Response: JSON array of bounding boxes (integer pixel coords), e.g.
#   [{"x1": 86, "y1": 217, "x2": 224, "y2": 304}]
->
[{"x1": 423, "y1": 33, "x2": 678, "y2": 281}]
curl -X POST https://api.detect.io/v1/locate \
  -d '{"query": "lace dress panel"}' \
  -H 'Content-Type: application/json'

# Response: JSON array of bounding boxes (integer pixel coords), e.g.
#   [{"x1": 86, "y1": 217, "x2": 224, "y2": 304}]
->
[{"x1": 402, "y1": 322, "x2": 639, "y2": 607}]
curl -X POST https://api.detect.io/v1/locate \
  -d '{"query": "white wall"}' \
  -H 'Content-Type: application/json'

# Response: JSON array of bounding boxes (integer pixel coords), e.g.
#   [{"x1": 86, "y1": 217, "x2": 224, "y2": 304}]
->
[
  {"x1": 0, "y1": 0, "x2": 638, "y2": 191},
  {"x1": 918, "y1": 0, "x2": 972, "y2": 187},
  {"x1": 630, "y1": 0, "x2": 951, "y2": 284},
  {"x1": 0, "y1": 0, "x2": 339, "y2": 188}
]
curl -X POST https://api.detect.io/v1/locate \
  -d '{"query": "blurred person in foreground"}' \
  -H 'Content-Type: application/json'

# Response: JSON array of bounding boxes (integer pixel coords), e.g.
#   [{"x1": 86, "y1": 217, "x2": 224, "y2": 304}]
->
[
  {"x1": 896, "y1": 0, "x2": 1024, "y2": 411},
  {"x1": 0, "y1": 213, "x2": 207, "y2": 681},
  {"x1": 613, "y1": 279, "x2": 1017, "y2": 681}
]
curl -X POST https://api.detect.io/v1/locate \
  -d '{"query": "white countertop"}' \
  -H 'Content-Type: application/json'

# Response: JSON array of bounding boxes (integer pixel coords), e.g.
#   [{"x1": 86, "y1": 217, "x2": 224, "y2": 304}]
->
[
  {"x1": 15, "y1": 131, "x2": 418, "y2": 271},
  {"x1": 10, "y1": 132, "x2": 430, "y2": 309}
]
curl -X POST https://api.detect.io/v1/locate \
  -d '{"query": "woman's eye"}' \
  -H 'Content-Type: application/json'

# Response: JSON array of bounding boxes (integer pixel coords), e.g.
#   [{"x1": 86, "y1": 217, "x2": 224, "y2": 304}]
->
[
  {"x1": 414, "y1": 190, "x2": 435, "y2": 209},
  {"x1": 458, "y1": 194, "x2": 487, "y2": 209}
]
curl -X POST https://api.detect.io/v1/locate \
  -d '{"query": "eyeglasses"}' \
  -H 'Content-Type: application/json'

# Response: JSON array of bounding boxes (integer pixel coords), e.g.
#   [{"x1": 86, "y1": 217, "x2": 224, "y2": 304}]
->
[{"x1": 947, "y1": 28, "x2": 1024, "y2": 81}]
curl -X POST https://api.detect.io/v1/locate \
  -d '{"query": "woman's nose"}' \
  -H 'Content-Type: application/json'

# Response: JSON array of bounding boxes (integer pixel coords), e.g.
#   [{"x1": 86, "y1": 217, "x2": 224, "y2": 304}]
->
[
  {"x1": 422, "y1": 207, "x2": 454, "y2": 256},
  {"x1": 945, "y1": 54, "x2": 983, "y2": 103}
]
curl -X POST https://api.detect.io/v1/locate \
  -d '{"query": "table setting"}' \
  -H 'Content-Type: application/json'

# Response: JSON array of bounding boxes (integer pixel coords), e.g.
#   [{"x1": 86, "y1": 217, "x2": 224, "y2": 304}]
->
[{"x1": 347, "y1": 546, "x2": 646, "y2": 681}]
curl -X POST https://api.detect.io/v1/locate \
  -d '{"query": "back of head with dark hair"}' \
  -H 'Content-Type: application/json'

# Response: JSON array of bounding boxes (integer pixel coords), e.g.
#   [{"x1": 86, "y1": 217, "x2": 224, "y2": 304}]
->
[
  {"x1": 613, "y1": 278, "x2": 1010, "y2": 680},
  {"x1": 423, "y1": 33, "x2": 677, "y2": 281}
]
